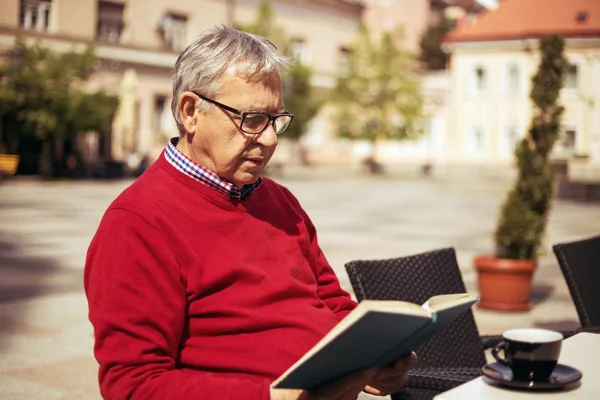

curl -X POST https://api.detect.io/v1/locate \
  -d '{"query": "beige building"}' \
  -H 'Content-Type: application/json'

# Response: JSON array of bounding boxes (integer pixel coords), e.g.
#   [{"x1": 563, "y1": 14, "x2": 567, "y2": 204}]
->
[
  {"x1": 314, "y1": 0, "x2": 492, "y2": 170},
  {"x1": 362, "y1": 0, "x2": 488, "y2": 54},
  {"x1": 444, "y1": 0, "x2": 600, "y2": 177},
  {"x1": 363, "y1": 0, "x2": 429, "y2": 53},
  {"x1": 0, "y1": 0, "x2": 363, "y2": 168},
  {"x1": 1, "y1": 0, "x2": 510, "y2": 173}
]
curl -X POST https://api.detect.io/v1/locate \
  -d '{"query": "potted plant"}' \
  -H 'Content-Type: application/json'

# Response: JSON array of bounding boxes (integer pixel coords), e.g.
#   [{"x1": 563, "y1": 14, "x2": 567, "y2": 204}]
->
[
  {"x1": 475, "y1": 35, "x2": 567, "y2": 311},
  {"x1": 0, "y1": 152, "x2": 20, "y2": 177}
]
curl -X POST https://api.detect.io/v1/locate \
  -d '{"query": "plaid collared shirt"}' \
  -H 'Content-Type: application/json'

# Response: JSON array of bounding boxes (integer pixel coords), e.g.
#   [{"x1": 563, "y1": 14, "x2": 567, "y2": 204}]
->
[{"x1": 164, "y1": 138, "x2": 262, "y2": 200}]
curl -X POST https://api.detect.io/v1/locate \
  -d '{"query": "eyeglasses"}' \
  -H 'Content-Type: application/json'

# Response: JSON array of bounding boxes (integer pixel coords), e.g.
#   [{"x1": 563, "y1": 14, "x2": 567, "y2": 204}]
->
[{"x1": 191, "y1": 91, "x2": 294, "y2": 135}]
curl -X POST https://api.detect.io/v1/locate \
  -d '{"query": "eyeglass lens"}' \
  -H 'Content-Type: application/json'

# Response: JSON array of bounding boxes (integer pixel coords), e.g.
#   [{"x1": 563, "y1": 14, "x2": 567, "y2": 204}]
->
[{"x1": 242, "y1": 113, "x2": 292, "y2": 135}]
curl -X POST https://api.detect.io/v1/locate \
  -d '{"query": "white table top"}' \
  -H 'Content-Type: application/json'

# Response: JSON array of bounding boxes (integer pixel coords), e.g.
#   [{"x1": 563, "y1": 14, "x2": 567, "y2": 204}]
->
[{"x1": 434, "y1": 333, "x2": 600, "y2": 399}]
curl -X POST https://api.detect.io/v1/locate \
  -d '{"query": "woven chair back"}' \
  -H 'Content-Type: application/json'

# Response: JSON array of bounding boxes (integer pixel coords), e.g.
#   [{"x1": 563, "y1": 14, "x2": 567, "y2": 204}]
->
[
  {"x1": 553, "y1": 235, "x2": 600, "y2": 328},
  {"x1": 345, "y1": 248, "x2": 486, "y2": 369}
]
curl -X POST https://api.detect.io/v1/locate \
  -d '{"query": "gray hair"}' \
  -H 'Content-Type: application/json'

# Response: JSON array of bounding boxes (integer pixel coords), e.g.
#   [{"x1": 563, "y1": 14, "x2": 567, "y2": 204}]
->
[{"x1": 171, "y1": 25, "x2": 289, "y2": 135}]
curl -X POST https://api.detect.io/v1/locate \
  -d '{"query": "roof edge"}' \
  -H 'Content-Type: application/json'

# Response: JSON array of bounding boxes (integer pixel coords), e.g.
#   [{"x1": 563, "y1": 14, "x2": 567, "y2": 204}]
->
[{"x1": 445, "y1": 29, "x2": 600, "y2": 43}]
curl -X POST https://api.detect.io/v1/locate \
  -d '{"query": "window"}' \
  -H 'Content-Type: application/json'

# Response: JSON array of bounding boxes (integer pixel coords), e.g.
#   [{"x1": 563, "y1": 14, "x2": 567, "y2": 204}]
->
[
  {"x1": 97, "y1": 1, "x2": 125, "y2": 43},
  {"x1": 20, "y1": 0, "x2": 52, "y2": 32},
  {"x1": 562, "y1": 129, "x2": 576, "y2": 152},
  {"x1": 290, "y1": 38, "x2": 310, "y2": 64},
  {"x1": 501, "y1": 125, "x2": 519, "y2": 156},
  {"x1": 158, "y1": 13, "x2": 188, "y2": 52},
  {"x1": 468, "y1": 66, "x2": 486, "y2": 96},
  {"x1": 337, "y1": 47, "x2": 351, "y2": 76},
  {"x1": 475, "y1": 67, "x2": 486, "y2": 92},
  {"x1": 507, "y1": 64, "x2": 519, "y2": 94},
  {"x1": 154, "y1": 95, "x2": 169, "y2": 134},
  {"x1": 565, "y1": 64, "x2": 579, "y2": 89},
  {"x1": 467, "y1": 126, "x2": 486, "y2": 156},
  {"x1": 474, "y1": 128, "x2": 484, "y2": 150},
  {"x1": 555, "y1": 127, "x2": 577, "y2": 156}
]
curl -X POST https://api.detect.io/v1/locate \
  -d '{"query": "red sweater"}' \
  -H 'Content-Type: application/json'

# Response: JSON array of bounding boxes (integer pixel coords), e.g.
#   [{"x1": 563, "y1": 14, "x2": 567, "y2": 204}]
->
[{"x1": 84, "y1": 154, "x2": 357, "y2": 400}]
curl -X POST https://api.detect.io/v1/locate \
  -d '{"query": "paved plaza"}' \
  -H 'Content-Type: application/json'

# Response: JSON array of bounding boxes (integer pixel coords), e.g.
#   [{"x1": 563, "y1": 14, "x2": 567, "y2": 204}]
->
[{"x1": 1, "y1": 168, "x2": 599, "y2": 399}]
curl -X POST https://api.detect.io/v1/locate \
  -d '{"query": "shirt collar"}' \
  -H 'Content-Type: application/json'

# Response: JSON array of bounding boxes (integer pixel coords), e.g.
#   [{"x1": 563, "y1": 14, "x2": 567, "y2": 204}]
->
[{"x1": 164, "y1": 137, "x2": 262, "y2": 200}]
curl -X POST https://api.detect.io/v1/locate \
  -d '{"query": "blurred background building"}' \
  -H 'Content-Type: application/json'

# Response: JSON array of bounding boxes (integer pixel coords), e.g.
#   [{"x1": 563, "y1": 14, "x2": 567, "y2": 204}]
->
[
  {"x1": 1, "y1": 0, "x2": 598, "y2": 179},
  {"x1": 0, "y1": 0, "x2": 364, "y2": 170},
  {"x1": 445, "y1": 0, "x2": 600, "y2": 180}
]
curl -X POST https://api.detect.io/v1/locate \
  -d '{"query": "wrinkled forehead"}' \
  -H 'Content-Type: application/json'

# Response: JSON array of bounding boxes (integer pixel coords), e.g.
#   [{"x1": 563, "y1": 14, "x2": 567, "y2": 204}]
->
[{"x1": 226, "y1": 62, "x2": 282, "y2": 91}]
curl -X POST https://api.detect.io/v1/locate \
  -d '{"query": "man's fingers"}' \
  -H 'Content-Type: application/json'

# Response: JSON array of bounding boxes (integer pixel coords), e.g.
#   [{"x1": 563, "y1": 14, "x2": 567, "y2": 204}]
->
[
  {"x1": 363, "y1": 384, "x2": 384, "y2": 396},
  {"x1": 364, "y1": 374, "x2": 409, "y2": 397},
  {"x1": 372, "y1": 352, "x2": 417, "y2": 379},
  {"x1": 310, "y1": 354, "x2": 416, "y2": 400},
  {"x1": 365, "y1": 354, "x2": 416, "y2": 396},
  {"x1": 394, "y1": 352, "x2": 418, "y2": 369},
  {"x1": 373, "y1": 367, "x2": 405, "y2": 380},
  {"x1": 311, "y1": 368, "x2": 377, "y2": 400}
]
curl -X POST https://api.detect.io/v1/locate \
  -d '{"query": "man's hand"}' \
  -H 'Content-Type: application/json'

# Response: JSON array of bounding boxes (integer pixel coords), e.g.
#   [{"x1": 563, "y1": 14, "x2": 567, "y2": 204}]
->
[
  {"x1": 362, "y1": 352, "x2": 418, "y2": 396},
  {"x1": 270, "y1": 368, "x2": 377, "y2": 400}
]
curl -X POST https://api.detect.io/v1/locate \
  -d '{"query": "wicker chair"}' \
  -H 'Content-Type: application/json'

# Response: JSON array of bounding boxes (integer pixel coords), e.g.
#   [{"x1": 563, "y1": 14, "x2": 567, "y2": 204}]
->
[
  {"x1": 345, "y1": 248, "x2": 501, "y2": 400},
  {"x1": 553, "y1": 235, "x2": 600, "y2": 328}
]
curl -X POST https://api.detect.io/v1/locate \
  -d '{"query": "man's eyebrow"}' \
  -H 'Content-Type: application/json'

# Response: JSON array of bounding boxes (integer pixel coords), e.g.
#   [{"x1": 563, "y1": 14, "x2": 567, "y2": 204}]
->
[{"x1": 244, "y1": 105, "x2": 287, "y2": 113}]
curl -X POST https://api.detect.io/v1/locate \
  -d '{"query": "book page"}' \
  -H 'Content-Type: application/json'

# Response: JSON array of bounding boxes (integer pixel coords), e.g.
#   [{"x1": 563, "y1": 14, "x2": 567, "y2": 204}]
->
[
  {"x1": 358, "y1": 299, "x2": 431, "y2": 316},
  {"x1": 332, "y1": 300, "x2": 430, "y2": 336},
  {"x1": 421, "y1": 293, "x2": 477, "y2": 312}
]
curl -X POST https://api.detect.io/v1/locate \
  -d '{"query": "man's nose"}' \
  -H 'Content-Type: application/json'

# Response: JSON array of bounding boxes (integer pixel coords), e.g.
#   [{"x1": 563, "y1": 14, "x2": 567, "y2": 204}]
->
[{"x1": 253, "y1": 123, "x2": 278, "y2": 147}]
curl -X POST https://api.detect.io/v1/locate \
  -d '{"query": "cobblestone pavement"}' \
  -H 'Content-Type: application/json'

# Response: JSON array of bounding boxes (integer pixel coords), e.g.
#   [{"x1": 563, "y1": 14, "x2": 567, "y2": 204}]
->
[{"x1": 1, "y1": 170, "x2": 599, "y2": 399}]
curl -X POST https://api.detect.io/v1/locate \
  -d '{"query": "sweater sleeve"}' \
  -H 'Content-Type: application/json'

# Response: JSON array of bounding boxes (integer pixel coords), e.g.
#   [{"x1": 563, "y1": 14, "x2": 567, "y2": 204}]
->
[
  {"x1": 273, "y1": 182, "x2": 357, "y2": 320},
  {"x1": 84, "y1": 209, "x2": 270, "y2": 400},
  {"x1": 272, "y1": 181, "x2": 358, "y2": 320},
  {"x1": 303, "y1": 213, "x2": 357, "y2": 320}
]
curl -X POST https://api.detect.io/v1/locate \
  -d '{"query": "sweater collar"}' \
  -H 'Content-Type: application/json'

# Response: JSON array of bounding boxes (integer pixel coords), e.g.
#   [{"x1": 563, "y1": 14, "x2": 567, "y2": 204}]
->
[{"x1": 164, "y1": 137, "x2": 262, "y2": 200}]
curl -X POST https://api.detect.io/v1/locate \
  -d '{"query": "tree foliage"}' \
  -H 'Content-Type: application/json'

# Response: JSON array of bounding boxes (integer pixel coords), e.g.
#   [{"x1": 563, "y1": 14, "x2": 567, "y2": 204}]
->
[
  {"x1": 282, "y1": 62, "x2": 322, "y2": 141},
  {"x1": 331, "y1": 25, "x2": 423, "y2": 150},
  {"x1": 494, "y1": 35, "x2": 567, "y2": 260},
  {"x1": 419, "y1": 16, "x2": 454, "y2": 71},
  {"x1": 241, "y1": 0, "x2": 287, "y2": 50},
  {"x1": 0, "y1": 39, "x2": 118, "y2": 174},
  {"x1": 240, "y1": 0, "x2": 322, "y2": 143}
]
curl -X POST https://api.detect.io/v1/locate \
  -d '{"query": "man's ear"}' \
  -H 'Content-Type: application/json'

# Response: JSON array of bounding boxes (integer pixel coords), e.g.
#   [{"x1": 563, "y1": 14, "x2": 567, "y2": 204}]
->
[{"x1": 179, "y1": 92, "x2": 198, "y2": 134}]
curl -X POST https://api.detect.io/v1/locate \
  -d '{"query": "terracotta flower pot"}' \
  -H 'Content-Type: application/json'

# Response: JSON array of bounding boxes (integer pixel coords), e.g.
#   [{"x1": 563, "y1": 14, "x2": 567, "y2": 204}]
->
[
  {"x1": 0, "y1": 154, "x2": 20, "y2": 177},
  {"x1": 474, "y1": 255, "x2": 537, "y2": 311}
]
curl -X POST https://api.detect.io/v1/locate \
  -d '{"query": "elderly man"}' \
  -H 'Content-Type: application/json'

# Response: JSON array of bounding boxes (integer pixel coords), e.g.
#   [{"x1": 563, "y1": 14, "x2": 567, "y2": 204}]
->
[{"x1": 85, "y1": 26, "x2": 416, "y2": 400}]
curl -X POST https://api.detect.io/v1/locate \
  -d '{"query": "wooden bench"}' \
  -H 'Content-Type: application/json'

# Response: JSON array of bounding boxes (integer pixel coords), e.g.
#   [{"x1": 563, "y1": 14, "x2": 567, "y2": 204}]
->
[{"x1": 0, "y1": 154, "x2": 20, "y2": 177}]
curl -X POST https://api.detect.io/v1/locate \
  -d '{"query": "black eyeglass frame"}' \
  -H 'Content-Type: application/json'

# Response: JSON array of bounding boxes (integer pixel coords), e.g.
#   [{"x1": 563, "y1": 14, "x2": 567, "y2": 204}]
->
[{"x1": 191, "y1": 91, "x2": 294, "y2": 135}]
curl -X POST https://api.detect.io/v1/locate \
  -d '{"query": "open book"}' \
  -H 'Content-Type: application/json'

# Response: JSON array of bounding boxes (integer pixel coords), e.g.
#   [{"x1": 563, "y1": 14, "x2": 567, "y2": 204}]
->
[{"x1": 272, "y1": 293, "x2": 478, "y2": 390}]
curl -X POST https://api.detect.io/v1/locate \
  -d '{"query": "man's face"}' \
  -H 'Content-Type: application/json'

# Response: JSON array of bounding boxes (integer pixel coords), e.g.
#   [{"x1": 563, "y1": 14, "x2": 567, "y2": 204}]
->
[{"x1": 187, "y1": 71, "x2": 282, "y2": 188}]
